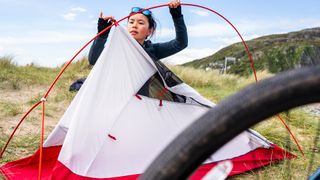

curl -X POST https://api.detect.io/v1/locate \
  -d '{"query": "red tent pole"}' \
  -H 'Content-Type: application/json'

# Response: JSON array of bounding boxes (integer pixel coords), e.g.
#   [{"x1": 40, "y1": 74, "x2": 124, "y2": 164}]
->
[{"x1": 38, "y1": 99, "x2": 46, "y2": 180}]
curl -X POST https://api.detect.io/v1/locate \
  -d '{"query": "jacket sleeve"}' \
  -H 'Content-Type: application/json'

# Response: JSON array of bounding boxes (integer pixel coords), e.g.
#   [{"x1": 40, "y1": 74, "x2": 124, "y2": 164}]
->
[
  {"x1": 152, "y1": 16, "x2": 188, "y2": 60},
  {"x1": 88, "y1": 37, "x2": 107, "y2": 65}
]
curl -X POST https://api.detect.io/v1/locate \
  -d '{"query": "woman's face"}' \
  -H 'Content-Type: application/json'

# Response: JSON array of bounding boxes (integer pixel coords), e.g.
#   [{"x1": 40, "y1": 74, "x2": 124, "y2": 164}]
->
[{"x1": 127, "y1": 13, "x2": 152, "y2": 45}]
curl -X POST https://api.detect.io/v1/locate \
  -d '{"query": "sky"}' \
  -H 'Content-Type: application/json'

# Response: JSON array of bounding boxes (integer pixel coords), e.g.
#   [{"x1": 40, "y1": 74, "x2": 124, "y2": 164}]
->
[{"x1": 0, "y1": 0, "x2": 320, "y2": 67}]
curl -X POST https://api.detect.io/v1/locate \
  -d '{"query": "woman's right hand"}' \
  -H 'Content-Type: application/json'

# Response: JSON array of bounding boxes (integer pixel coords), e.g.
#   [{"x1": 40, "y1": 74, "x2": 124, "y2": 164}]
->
[
  {"x1": 98, "y1": 12, "x2": 116, "y2": 38},
  {"x1": 99, "y1": 12, "x2": 115, "y2": 22}
]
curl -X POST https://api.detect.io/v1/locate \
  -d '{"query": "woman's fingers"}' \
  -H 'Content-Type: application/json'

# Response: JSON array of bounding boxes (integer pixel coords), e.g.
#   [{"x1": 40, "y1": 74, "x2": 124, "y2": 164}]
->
[
  {"x1": 99, "y1": 12, "x2": 115, "y2": 21},
  {"x1": 169, "y1": 0, "x2": 180, "y2": 8},
  {"x1": 102, "y1": 16, "x2": 114, "y2": 21}
]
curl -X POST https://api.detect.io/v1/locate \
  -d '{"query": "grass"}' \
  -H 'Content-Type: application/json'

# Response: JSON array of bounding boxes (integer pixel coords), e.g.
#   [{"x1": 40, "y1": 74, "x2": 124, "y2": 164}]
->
[
  {"x1": 0, "y1": 57, "x2": 319, "y2": 179},
  {"x1": 170, "y1": 65, "x2": 273, "y2": 101},
  {"x1": 0, "y1": 102, "x2": 24, "y2": 117}
]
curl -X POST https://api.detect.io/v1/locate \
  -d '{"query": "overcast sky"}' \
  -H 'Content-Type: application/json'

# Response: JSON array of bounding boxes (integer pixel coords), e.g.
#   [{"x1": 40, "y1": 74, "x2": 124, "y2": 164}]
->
[{"x1": 1, "y1": 0, "x2": 320, "y2": 67}]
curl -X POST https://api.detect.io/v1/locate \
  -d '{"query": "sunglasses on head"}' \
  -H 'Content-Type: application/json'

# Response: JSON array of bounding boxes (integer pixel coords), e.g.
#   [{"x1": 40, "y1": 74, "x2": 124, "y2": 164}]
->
[{"x1": 131, "y1": 7, "x2": 152, "y2": 16}]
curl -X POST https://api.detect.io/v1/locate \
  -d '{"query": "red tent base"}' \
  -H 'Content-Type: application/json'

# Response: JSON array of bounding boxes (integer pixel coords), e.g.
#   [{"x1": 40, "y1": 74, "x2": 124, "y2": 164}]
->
[{"x1": 0, "y1": 145, "x2": 296, "y2": 179}]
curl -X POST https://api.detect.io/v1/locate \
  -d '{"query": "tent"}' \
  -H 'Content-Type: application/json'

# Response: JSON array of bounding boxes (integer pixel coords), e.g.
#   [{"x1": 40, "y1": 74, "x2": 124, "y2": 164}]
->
[{"x1": 0, "y1": 25, "x2": 295, "y2": 179}]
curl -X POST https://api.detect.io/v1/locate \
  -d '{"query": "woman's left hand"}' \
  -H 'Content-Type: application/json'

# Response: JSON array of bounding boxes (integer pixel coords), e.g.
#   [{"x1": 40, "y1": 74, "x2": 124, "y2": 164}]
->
[{"x1": 169, "y1": 0, "x2": 180, "y2": 8}]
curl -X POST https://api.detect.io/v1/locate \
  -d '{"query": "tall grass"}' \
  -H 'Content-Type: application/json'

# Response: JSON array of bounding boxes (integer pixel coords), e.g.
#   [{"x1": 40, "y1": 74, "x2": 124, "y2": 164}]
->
[
  {"x1": 0, "y1": 102, "x2": 23, "y2": 117},
  {"x1": 0, "y1": 56, "x2": 58, "y2": 90},
  {"x1": 169, "y1": 65, "x2": 273, "y2": 102},
  {"x1": 0, "y1": 56, "x2": 91, "y2": 90}
]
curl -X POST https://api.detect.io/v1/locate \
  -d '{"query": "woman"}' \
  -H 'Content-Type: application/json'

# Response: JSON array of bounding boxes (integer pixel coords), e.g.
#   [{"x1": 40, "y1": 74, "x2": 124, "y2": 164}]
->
[
  {"x1": 82, "y1": 1, "x2": 188, "y2": 102},
  {"x1": 70, "y1": 1, "x2": 187, "y2": 92},
  {"x1": 88, "y1": 0, "x2": 188, "y2": 65}
]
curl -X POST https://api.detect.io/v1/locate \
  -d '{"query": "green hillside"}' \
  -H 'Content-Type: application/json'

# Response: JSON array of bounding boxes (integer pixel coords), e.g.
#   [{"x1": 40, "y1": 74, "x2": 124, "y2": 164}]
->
[{"x1": 185, "y1": 27, "x2": 320, "y2": 75}]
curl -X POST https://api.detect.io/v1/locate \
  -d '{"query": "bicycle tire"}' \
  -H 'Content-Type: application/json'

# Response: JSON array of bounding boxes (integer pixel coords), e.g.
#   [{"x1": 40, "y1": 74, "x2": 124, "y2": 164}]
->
[{"x1": 140, "y1": 65, "x2": 320, "y2": 180}]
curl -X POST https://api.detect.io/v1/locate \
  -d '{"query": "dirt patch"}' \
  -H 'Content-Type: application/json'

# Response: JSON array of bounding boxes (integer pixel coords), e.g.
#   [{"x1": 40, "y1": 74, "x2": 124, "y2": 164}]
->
[
  {"x1": 0, "y1": 86, "x2": 69, "y2": 137},
  {"x1": 0, "y1": 86, "x2": 46, "y2": 104}
]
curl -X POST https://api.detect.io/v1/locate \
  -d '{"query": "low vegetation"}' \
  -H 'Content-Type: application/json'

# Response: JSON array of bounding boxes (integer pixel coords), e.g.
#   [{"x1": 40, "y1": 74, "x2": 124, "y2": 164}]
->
[{"x1": 0, "y1": 56, "x2": 319, "y2": 179}]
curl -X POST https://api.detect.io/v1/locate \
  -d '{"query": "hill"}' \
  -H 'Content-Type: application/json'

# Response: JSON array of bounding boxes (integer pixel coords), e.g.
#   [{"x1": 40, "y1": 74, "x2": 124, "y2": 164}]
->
[{"x1": 184, "y1": 27, "x2": 320, "y2": 75}]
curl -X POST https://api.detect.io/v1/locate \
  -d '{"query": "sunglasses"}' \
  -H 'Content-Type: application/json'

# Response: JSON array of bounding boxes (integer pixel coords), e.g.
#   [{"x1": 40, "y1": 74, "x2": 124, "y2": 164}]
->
[{"x1": 131, "y1": 7, "x2": 152, "y2": 16}]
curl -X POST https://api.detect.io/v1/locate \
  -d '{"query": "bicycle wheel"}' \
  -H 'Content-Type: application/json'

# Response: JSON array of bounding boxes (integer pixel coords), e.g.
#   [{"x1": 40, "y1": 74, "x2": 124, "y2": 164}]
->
[{"x1": 140, "y1": 65, "x2": 320, "y2": 180}]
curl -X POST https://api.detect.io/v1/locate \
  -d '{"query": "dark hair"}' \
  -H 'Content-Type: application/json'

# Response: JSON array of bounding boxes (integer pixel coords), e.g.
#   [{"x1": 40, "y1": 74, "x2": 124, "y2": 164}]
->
[
  {"x1": 128, "y1": 10, "x2": 157, "y2": 39},
  {"x1": 146, "y1": 14, "x2": 157, "y2": 38}
]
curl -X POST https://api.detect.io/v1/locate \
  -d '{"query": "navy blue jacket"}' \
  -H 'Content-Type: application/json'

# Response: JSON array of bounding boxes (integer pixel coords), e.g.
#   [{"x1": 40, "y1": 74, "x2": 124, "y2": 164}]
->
[{"x1": 88, "y1": 16, "x2": 188, "y2": 65}]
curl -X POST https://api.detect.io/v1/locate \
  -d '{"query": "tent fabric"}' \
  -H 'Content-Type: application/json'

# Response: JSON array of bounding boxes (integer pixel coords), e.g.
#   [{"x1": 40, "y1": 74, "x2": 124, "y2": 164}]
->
[
  {"x1": 0, "y1": 145, "x2": 295, "y2": 179},
  {"x1": 0, "y1": 25, "x2": 295, "y2": 179}
]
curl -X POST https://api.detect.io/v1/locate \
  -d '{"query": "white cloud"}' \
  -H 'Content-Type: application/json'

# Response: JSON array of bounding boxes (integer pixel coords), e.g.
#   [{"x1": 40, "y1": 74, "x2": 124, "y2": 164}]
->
[
  {"x1": 190, "y1": 10, "x2": 209, "y2": 17},
  {"x1": 55, "y1": 57, "x2": 70, "y2": 66},
  {"x1": 188, "y1": 23, "x2": 234, "y2": 37},
  {"x1": 0, "y1": 31, "x2": 92, "y2": 45},
  {"x1": 156, "y1": 27, "x2": 175, "y2": 38},
  {"x1": 162, "y1": 48, "x2": 217, "y2": 65},
  {"x1": 62, "y1": 7, "x2": 87, "y2": 21},
  {"x1": 0, "y1": 46, "x2": 34, "y2": 65},
  {"x1": 157, "y1": 23, "x2": 235, "y2": 39},
  {"x1": 0, "y1": 47, "x2": 25, "y2": 55},
  {"x1": 213, "y1": 34, "x2": 260, "y2": 45},
  {"x1": 62, "y1": 12, "x2": 77, "y2": 21},
  {"x1": 71, "y1": 7, "x2": 87, "y2": 13}
]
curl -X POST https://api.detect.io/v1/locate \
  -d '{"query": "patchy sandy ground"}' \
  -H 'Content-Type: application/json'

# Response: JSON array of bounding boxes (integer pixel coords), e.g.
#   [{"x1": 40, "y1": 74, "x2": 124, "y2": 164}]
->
[
  {"x1": 0, "y1": 86, "x2": 44, "y2": 104},
  {"x1": 0, "y1": 86, "x2": 69, "y2": 137}
]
